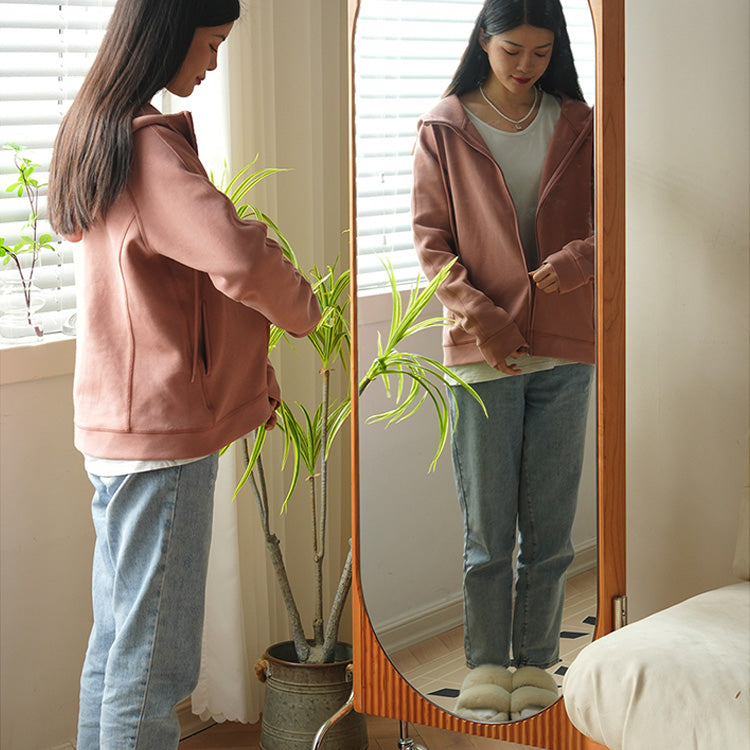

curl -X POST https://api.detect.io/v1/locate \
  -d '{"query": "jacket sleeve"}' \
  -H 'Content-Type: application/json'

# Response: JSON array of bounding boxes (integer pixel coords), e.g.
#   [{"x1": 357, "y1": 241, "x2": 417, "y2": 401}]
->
[
  {"x1": 543, "y1": 115, "x2": 595, "y2": 294},
  {"x1": 411, "y1": 124, "x2": 528, "y2": 366},
  {"x1": 545, "y1": 234, "x2": 594, "y2": 294},
  {"x1": 131, "y1": 126, "x2": 321, "y2": 338}
]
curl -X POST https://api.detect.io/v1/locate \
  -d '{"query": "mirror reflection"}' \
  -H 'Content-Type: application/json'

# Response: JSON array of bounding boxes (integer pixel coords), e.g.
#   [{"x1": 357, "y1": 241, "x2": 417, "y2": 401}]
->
[{"x1": 356, "y1": 0, "x2": 596, "y2": 724}]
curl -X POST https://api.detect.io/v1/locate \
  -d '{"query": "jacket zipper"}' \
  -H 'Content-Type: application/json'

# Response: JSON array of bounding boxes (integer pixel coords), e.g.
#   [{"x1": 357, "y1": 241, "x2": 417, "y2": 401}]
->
[
  {"x1": 537, "y1": 122, "x2": 591, "y2": 212},
  {"x1": 440, "y1": 122, "x2": 537, "y2": 340},
  {"x1": 190, "y1": 270, "x2": 201, "y2": 383}
]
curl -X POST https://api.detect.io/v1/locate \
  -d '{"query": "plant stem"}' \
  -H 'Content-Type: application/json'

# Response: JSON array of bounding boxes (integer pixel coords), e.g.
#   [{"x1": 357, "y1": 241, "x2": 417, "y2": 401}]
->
[
  {"x1": 6, "y1": 252, "x2": 42, "y2": 337},
  {"x1": 310, "y1": 476, "x2": 324, "y2": 645},
  {"x1": 245, "y1": 439, "x2": 310, "y2": 662},
  {"x1": 17, "y1": 151, "x2": 39, "y2": 285},
  {"x1": 313, "y1": 366, "x2": 332, "y2": 646},
  {"x1": 320, "y1": 369, "x2": 330, "y2": 559},
  {"x1": 321, "y1": 544, "x2": 352, "y2": 662},
  {"x1": 358, "y1": 377, "x2": 372, "y2": 397}
]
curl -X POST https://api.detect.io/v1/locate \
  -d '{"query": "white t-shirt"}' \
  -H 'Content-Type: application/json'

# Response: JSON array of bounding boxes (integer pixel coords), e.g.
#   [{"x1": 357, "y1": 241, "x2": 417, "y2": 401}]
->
[
  {"x1": 464, "y1": 90, "x2": 561, "y2": 270},
  {"x1": 83, "y1": 454, "x2": 209, "y2": 477}
]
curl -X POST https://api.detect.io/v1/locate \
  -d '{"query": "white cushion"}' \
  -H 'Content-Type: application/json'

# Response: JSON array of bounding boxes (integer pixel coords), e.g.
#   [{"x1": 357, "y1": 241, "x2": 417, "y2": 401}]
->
[{"x1": 563, "y1": 582, "x2": 750, "y2": 750}]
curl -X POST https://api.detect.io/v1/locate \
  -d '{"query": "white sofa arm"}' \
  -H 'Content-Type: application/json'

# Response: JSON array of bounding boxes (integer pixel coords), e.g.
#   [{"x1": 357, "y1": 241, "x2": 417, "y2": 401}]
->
[{"x1": 563, "y1": 582, "x2": 750, "y2": 750}]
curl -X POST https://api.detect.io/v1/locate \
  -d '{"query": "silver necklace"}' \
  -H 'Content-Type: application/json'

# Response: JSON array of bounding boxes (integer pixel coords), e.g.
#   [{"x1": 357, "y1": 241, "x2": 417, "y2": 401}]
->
[{"x1": 479, "y1": 85, "x2": 540, "y2": 130}]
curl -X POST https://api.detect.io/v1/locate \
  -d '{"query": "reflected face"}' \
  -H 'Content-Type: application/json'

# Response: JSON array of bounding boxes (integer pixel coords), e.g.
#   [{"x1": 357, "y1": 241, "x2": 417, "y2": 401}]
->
[
  {"x1": 167, "y1": 23, "x2": 234, "y2": 97},
  {"x1": 480, "y1": 24, "x2": 554, "y2": 96}
]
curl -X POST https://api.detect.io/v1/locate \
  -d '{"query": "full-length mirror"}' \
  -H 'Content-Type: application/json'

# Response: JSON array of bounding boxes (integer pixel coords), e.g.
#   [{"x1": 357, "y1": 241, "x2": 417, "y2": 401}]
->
[
  {"x1": 350, "y1": 0, "x2": 625, "y2": 745},
  {"x1": 356, "y1": 0, "x2": 596, "y2": 724}
]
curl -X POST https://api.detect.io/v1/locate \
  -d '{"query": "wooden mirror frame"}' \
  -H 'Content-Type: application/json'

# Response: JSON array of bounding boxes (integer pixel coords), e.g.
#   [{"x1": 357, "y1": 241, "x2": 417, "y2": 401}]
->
[{"x1": 348, "y1": 1, "x2": 624, "y2": 746}]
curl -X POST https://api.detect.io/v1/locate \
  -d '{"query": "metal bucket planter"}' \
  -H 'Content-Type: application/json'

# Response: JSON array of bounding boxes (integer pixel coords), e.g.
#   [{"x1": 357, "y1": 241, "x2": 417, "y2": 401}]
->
[{"x1": 256, "y1": 641, "x2": 368, "y2": 749}]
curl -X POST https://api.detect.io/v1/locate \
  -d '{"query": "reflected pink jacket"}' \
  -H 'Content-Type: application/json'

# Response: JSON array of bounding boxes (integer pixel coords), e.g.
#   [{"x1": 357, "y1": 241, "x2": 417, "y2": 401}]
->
[
  {"x1": 72, "y1": 106, "x2": 321, "y2": 459},
  {"x1": 412, "y1": 94, "x2": 595, "y2": 368}
]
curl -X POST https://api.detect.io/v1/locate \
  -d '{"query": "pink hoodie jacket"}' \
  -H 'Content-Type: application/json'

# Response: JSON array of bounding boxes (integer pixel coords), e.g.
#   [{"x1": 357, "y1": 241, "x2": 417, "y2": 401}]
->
[
  {"x1": 72, "y1": 106, "x2": 321, "y2": 460},
  {"x1": 412, "y1": 94, "x2": 594, "y2": 369}
]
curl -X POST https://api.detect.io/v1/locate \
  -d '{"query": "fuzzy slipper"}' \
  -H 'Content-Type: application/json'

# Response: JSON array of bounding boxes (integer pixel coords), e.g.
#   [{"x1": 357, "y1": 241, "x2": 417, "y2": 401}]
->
[
  {"x1": 509, "y1": 666, "x2": 559, "y2": 720},
  {"x1": 454, "y1": 665, "x2": 512, "y2": 722}
]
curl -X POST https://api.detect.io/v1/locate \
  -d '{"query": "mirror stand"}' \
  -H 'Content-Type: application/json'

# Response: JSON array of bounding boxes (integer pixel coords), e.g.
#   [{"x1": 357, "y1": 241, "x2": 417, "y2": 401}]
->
[{"x1": 398, "y1": 722, "x2": 429, "y2": 750}]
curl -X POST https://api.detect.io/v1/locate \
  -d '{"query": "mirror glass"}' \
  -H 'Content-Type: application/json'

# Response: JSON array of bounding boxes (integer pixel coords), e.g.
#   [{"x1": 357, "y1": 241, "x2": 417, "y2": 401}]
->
[{"x1": 355, "y1": 0, "x2": 597, "y2": 723}]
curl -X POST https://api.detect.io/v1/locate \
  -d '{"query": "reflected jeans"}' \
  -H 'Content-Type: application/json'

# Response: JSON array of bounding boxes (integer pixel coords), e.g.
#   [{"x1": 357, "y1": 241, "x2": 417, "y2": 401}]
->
[
  {"x1": 77, "y1": 453, "x2": 218, "y2": 750},
  {"x1": 448, "y1": 364, "x2": 593, "y2": 669}
]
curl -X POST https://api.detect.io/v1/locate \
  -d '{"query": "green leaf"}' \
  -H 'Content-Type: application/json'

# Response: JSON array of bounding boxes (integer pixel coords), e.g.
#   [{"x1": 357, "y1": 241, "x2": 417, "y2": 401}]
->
[
  {"x1": 233, "y1": 427, "x2": 267, "y2": 500},
  {"x1": 223, "y1": 154, "x2": 261, "y2": 193}
]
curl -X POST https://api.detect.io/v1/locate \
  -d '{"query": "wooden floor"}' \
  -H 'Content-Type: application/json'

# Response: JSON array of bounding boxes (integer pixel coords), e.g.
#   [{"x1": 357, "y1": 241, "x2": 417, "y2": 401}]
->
[{"x1": 179, "y1": 714, "x2": 539, "y2": 749}]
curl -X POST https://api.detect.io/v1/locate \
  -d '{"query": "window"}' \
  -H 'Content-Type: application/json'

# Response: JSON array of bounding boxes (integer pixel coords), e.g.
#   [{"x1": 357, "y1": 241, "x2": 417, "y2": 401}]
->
[
  {"x1": 354, "y1": 0, "x2": 595, "y2": 294},
  {"x1": 0, "y1": 0, "x2": 116, "y2": 340}
]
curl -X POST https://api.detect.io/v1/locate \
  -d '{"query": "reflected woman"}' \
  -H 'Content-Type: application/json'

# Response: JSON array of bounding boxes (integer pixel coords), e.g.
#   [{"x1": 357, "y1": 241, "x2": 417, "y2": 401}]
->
[{"x1": 411, "y1": 0, "x2": 594, "y2": 722}]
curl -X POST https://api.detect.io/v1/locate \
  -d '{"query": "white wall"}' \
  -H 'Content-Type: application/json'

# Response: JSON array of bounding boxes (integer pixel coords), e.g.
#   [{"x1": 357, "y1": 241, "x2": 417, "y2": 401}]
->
[
  {"x1": 625, "y1": 0, "x2": 750, "y2": 620},
  {"x1": 0, "y1": 344, "x2": 92, "y2": 750}
]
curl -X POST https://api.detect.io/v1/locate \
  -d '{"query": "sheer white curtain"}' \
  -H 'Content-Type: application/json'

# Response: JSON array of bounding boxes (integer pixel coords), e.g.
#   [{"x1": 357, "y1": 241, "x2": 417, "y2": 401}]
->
[
  {"x1": 161, "y1": 8, "x2": 279, "y2": 723},
  {"x1": 192, "y1": 449, "x2": 271, "y2": 724}
]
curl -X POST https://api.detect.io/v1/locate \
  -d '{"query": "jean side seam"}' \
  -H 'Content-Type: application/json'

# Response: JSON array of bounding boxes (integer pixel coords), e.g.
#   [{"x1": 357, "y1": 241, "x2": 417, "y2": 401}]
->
[
  {"x1": 515, "y1": 417, "x2": 538, "y2": 667},
  {"x1": 450, "y1": 389, "x2": 475, "y2": 668},
  {"x1": 132, "y1": 467, "x2": 181, "y2": 750}
]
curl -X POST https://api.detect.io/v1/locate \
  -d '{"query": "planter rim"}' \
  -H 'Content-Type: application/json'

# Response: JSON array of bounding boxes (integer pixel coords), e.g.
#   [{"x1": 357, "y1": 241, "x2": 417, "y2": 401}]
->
[{"x1": 263, "y1": 640, "x2": 354, "y2": 669}]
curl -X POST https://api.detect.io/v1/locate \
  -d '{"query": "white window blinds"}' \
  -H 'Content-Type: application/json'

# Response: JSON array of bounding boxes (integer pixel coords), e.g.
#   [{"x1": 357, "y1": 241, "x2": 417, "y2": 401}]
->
[
  {"x1": 0, "y1": 0, "x2": 115, "y2": 339},
  {"x1": 354, "y1": 0, "x2": 595, "y2": 294}
]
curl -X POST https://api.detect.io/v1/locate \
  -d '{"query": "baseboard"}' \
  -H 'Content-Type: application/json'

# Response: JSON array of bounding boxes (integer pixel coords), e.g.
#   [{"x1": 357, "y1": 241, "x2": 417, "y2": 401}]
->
[
  {"x1": 373, "y1": 542, "x2": 598, "y2": 654},
  {"x1": 568, "y1": 539, "x2": 597, "y2": 578},
  {"x1": 177, "y1": 698, "x2": 215, "y2": 739},
  {"x1": 374, "y1": 596, "x2": 464, "y2": 654}
]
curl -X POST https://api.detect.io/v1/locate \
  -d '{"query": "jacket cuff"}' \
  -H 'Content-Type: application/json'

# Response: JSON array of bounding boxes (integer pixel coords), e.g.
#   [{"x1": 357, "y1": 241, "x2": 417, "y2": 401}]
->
[
  {"x1": 477, "y1": 324, "x2": 528, "y2": 369},
  {"x1": 545, "y1": 241, "x2": 591, "y2": 294}
]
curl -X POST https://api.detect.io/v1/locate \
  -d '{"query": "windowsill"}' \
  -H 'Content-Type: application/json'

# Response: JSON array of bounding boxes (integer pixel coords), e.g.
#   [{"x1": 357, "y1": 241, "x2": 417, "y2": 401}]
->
[{"x1": 0, "y1": 334, "x2": 76, "y2": 386}]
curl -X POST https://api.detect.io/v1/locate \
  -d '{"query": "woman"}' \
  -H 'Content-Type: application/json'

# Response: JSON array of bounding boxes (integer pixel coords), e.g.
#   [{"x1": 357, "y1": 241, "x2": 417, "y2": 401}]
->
[
  {"x1": 411, "y1": 0, "x2": 594, "y2": 722},
  {"x1": 48, "y1": 1, "x2": 321, "y2": 747}
]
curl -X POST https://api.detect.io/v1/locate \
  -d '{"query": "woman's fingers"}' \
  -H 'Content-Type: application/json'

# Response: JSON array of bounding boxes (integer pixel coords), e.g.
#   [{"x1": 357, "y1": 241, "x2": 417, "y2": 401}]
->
[{"x1": 530, "y1": 264, "x2": 559, "y2": 293}]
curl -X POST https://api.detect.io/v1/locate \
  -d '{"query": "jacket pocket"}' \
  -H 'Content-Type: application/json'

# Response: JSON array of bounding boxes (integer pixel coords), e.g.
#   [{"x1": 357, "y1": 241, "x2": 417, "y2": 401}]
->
[{"x1": 198, "y1": 300, "x2": 212, "y2": 376}]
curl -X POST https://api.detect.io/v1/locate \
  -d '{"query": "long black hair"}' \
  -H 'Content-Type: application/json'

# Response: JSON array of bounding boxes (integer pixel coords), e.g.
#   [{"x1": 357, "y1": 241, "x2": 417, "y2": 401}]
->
[
  {"x1": 445, "y1": 0, "x2": 584, "y2": 101},
  {"x1": 49, "y1": 0, "x2": 241, "y2": 236}
]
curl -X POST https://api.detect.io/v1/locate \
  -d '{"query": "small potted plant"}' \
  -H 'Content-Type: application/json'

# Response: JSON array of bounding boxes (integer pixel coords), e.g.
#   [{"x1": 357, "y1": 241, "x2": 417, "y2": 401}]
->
[
  {"x1": 217, "y1": 161, "x2": 482, "y2": 748},
  {"x1": 0, "y1": 144, "x2": 56, "y2": 341}
]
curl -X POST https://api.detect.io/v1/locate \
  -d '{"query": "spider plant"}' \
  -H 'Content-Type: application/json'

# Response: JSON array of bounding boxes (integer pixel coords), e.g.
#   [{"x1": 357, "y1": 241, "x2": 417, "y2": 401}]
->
[{"x1": 218, "y1": 160, "x2": 484, "y2": 664}]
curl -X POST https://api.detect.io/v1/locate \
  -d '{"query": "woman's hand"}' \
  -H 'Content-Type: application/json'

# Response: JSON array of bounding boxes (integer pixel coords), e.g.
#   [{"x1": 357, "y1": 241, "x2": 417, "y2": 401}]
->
[
  {"x1": 495, "y1": 349, "x2": 525, "y2": 375},
  {"x1": 530, "y1": 263, "x2": 560, "y2": 293}
]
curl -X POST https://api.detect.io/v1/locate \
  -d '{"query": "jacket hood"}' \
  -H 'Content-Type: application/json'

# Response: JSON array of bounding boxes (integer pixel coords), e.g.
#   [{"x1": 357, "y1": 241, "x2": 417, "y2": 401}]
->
[{"x1": 132, "y1": 103, "x2": 198, "y2": 151}]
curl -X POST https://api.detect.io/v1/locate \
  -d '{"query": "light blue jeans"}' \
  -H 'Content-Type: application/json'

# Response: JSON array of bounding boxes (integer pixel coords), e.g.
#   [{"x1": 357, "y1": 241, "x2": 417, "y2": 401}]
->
[
  {"x1": 449, "y1": 364, "x2": 593, "y2": 669},
  {"x1": 77, "y1": 453, "x2": 219, "y2": 750}
]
